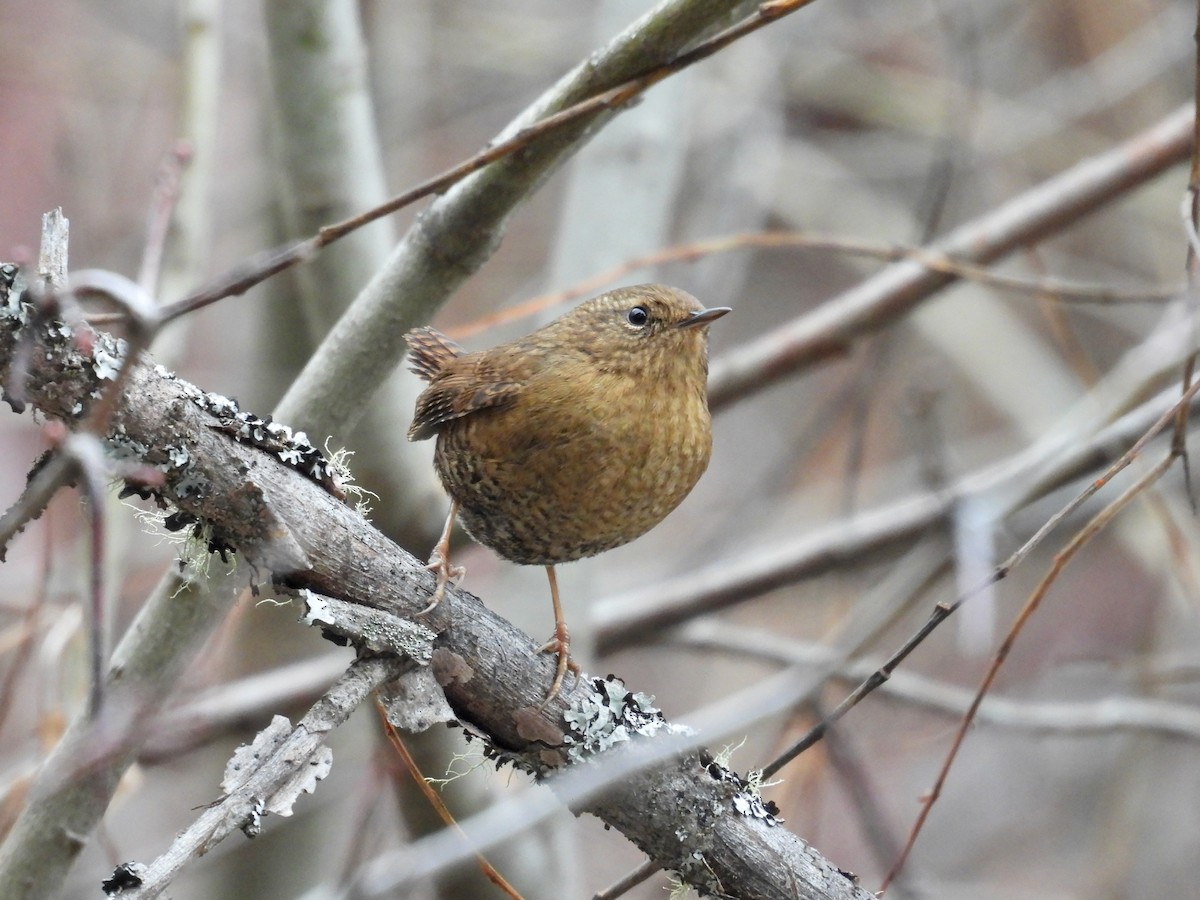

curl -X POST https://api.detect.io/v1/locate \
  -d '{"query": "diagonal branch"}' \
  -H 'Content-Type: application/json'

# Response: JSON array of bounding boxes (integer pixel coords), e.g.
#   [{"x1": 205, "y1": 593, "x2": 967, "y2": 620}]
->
[
  {"x1": 107, "y1": 656, "x2": 411, "y2": 900},
  {"x1": 0, "y1": 7, "x2": 814, "y2": 896},
  {"x1": 708, "y1": 103, "x2": 1195, "y2": 410},
  {"x1": 0, "y1": 289, "x2": 870, "y2": 899},
  {"x1": 275, "y1": 0, "x2": 789, "y2": 438}
]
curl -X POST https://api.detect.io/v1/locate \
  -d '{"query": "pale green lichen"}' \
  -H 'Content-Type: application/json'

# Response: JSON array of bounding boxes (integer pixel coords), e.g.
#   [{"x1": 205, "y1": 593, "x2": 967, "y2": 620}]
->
[{"x1": 562, "y1": 675, "x2": 693, "y2": 763}]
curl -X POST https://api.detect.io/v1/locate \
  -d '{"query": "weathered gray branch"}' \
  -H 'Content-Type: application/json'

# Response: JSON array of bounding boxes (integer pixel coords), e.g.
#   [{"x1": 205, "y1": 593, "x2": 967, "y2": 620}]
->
[
  {"x1": 110, "y1": 656, "x2": 411, "y2": 900},
  {"x1": 0, "y1": 291, "x2": 869, "y2": 898},
  {"x1": 0, "y1": 6, "x2": 788, "y2": 896},
  {"x1": 276, "y1": 0, "x2": 757, "y2": 438}
]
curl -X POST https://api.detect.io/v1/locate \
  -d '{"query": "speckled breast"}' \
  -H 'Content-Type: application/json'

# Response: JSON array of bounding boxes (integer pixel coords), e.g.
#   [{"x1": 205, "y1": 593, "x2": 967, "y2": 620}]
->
[{"x1": 432, "y1": 392, "x2": 713, "y2": 566}]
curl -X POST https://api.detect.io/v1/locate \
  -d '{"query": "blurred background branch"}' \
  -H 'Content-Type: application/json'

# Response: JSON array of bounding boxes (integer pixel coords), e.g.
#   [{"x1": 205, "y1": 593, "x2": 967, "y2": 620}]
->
[{"x1": 1, "y1": 1, "x2": 1198, "y2": 898}]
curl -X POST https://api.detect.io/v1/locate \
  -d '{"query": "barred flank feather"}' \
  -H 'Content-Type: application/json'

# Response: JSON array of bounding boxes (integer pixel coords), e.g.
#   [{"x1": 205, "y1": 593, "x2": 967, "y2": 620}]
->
[{"x1": 404, "y1": 326, "x2": 464, "y2": 382}]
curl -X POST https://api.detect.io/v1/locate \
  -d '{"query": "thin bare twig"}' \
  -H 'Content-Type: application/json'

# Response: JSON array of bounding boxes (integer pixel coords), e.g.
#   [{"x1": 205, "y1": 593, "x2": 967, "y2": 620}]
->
[
  {"x1": 151, "y1": 0, "x2": 819, "y2": 328},
  {"x1": 707, "y1": 104, "x2": 1194, "y2": 411},
  {"x1": 375, "y1": 701, "x2": 524, "y2": 900},
  {"x1": 0, "y1": 448, "x2": 72, "y2": 561},
  {"x1": 761, "y1": 376, "x2": 1200, "y2": 780},
  {"x1": 137, "y1": 142, "x2": 193, "y2": 296},
  {"x1": 450, "y1": 231, "x2": 1182, "y2": 339},
  {"x1": 592, "y1": 861, "x2": 659, "y2": 900},
  {"x1": 0, "y1": 519, "x2": 52, "y2": 740},
  {"x1": 880, "y1": 451, "x2": 1176, "y2": 893}
]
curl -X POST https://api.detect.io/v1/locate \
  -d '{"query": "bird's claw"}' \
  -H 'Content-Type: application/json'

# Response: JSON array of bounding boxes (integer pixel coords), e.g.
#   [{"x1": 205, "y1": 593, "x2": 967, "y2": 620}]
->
[
  {"x1": 536, "y1": 625, "x2": 580, "y2": 710},
  {"x1": 418, "y1": 552, "x2": 465, "y2": 615}
]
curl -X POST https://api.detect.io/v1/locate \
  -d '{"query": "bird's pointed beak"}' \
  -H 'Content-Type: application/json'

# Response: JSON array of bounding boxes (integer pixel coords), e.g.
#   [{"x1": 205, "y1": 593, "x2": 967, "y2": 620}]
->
[{"x1": 677, "y1": 306, "x2": 731, "y2": 329}]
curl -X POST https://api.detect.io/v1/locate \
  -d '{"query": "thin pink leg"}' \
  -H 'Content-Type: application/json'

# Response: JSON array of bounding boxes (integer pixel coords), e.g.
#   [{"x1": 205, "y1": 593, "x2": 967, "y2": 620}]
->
[{"x1": 419, "y1": 499, "x2": 463, "y2": 615}]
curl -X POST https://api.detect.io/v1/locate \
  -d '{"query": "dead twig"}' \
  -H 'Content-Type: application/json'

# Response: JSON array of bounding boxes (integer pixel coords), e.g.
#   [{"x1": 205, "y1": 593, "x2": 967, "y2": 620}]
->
[
  {"x1": 375, "y1": 701, "x2": 524, "y2": 900},
  {"x1": 708, "y1": 105, "x2": 1194, "y2": 411},
  {"x1": 880, "y1": 451, "x2": 1176, "y2": 893},
  {"x1": 451, "y1": 231, "x2": 1182, "y2": 340},
  {"x1": 150, "y1": 0, "x2": 820, "y2": 329},
  {"x1": 761, "y1": 375, "x2": 1200, "y2": 780}
]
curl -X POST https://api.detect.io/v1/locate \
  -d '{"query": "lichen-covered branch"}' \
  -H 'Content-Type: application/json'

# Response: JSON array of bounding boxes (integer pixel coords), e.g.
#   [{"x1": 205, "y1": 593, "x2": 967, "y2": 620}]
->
[
  {"x1": 104, "y1": 656, "x2": 412, "y2": 900},
  {"x1": 0, "y1": 272, "x2": 869, "y2": 898}
]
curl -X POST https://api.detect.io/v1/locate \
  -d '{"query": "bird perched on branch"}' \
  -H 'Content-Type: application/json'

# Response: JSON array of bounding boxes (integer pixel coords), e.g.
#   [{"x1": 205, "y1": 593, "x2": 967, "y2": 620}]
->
[{"x1": 405, "y1": 284, "x2": 729, "y2": 706}]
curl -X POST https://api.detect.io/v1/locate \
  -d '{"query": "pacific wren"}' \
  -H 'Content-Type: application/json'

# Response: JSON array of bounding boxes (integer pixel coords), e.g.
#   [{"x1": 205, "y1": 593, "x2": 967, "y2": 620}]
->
[{"x1": 404, "y1": 284, "x2": 729, "y2": 705}]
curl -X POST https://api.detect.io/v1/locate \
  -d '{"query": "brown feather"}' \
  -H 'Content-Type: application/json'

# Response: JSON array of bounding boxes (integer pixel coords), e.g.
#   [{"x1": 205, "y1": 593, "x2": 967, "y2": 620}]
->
[
  {"x1": 408, "y1": 356, "x2": 523, "y2": 441},
  {"x1": 404, "y1": 326, "x2": 465, "y2": 382},
  {"x1": 405, "y1": 284, "x2": 729, "y2": 562}
]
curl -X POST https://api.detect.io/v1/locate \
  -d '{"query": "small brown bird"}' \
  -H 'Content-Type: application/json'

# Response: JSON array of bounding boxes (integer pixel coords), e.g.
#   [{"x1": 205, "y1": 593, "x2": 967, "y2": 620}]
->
[{"x1": 405, "y1": 284, "x2": 729, "y2": 705}]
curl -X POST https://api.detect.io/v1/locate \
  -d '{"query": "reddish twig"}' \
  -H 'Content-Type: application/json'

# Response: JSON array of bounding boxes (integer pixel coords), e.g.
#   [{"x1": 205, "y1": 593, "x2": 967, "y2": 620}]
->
[
  {"x1": 761, "y1": 375, "x2": 1200, "y2": 780},
  {"x1": 149, "y1": 0, "x2": 819, "y2": 328},
  {"x1": 449, "y1": 231, "x2": 1181, "y2": 340},
  {"x1": 0, "y1": 430, "x2": 117, "y2": 715},
  {"x1": 0, "y1": 520, "x2": 52, "y2": 740},
  {"x1": 879, "y1": 451, "x2": 1176, "y2": 893},
  {"x1": 374, "y1": 701, "x2": 524, "y2": 900},
  {"x1": 137, "y1": 142, "x2": 193, "y2": 296}
]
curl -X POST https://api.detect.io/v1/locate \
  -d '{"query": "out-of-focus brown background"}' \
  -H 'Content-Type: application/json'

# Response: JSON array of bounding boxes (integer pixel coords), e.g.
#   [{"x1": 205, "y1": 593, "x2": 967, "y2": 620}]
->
[{"x1": 1, "y1": 1, "x2": 1197, "y2": 897}]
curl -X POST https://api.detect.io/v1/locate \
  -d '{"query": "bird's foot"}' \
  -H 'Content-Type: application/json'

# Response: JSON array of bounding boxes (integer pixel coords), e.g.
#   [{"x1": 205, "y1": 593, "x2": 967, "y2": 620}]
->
[
  {"x1": 536, "y1": 623, "x2": 581, "y2": 710},
  {"x1": 418, "y1": 551, "x2": 465, "y2": 615}
]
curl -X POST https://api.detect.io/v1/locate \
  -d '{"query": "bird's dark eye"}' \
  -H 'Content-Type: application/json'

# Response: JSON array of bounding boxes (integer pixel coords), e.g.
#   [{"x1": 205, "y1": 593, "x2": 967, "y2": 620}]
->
[{"x1": 627, "y1": 306, "x2": 649, "y2": 327}]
